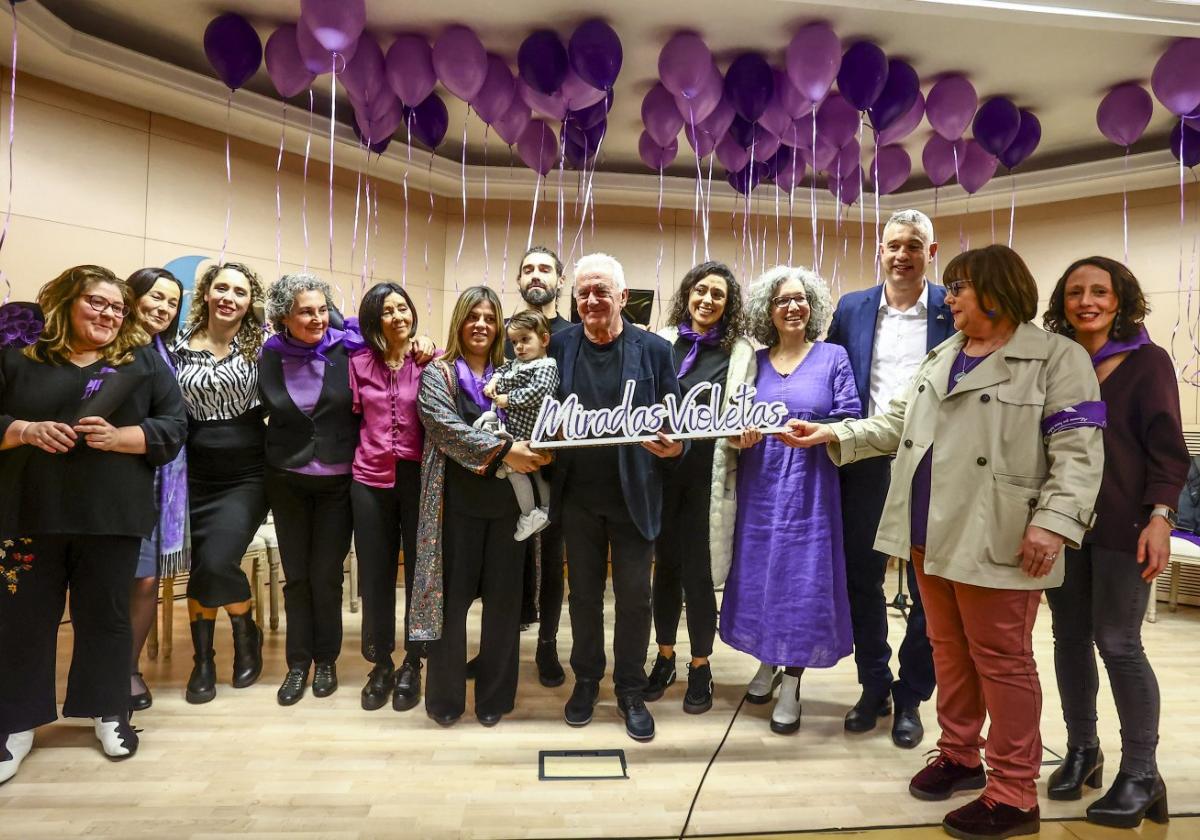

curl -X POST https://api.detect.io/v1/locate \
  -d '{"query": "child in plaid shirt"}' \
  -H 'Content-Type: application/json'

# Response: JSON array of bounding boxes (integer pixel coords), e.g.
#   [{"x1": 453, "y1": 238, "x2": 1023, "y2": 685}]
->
[{"x1": 480, "y1": 310, "x2": 560, "y2": 541}]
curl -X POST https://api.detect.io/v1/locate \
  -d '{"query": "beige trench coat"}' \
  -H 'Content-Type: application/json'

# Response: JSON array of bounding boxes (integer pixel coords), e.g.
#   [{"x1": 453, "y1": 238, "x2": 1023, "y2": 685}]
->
[{"x1": 826, "y1": 322, "x2": 1104, "y2": 591}]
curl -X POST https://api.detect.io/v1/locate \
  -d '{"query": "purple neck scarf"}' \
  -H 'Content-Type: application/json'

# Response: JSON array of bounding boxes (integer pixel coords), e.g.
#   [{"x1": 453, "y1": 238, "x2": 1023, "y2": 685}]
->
[
  {"x1": 1090, "y1": 325, "x2": 1151, "y2": 367},
  {"x1": 264, "y1": 326, "x2": 346, "y2": 364},
  {"x1": 454, "y1": 357, "x2": 494, "y2": 412},
  {"x1": 676, "y1": 322, "x2": 723, "y2": 379},
  {"x1": 152, "y1": 334, "x2": 189, "y2": 574}
]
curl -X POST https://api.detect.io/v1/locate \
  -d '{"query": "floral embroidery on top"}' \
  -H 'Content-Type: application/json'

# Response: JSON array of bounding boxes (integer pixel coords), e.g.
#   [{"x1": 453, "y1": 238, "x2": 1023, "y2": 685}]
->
[{"x1": 0, "y1": 537, "x2": 35, "y2": 595}]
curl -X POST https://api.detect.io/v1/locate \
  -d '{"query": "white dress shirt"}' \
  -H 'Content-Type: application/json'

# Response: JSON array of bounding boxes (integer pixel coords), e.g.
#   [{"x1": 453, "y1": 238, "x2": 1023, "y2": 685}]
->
[{"x1": 868, "y1": 282, "x2": 929, "y2": 416}]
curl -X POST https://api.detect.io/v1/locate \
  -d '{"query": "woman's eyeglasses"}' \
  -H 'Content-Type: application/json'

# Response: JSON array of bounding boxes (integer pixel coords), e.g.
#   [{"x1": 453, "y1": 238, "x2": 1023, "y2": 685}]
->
[
  {"x1": 771, "y1": 295, "x2": 808, "y2": 310},
  {"x1": 945, "y1": 279, "x2": 974, "y2": 297},
  {"x1": 83, "y1": 295, "x2": 130, "y2": 318}
]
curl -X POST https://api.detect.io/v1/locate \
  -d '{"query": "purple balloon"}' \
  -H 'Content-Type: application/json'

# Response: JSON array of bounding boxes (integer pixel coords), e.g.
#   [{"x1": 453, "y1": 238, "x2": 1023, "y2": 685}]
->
[
  {"x1": 659, "y1": 33, "x2": 714, "y2": 100},
  {"x1": 684, "y1": 124, "x2": 718, "y2": 158},
  {"x1": 386, "y1": 35, "x2": 436, "y2": 107},
  {"x1": 772, "y1": 69, "x2": 813, "y2": 120},
  {"x1": 563, "y1": 137, "x2": 587, "y2": 170},
  {"x1": 868, "y1": 59, "x2": 919, "y2": 132},
  {"x1": 727, "y1": 115, "x2": 755, "y2": 148},
  {"x1": 1170, "y1": 120, "x2": 1200, "y2": 168},
  {"x1": 351, "y1": 121, "x2": 391, "y2": 155},
  {"x1": 204, "y1": 13, "x2": 262, "y2": 91},
  {"x1": 1097, "y1": 84, "x2": 1153, "y2": 147},
  {"x1": 410, "y1": 93, "x2": 449, "y2": 149},
  {"x1": 716, "y1": 133, "x2": 750, "y2": 172},
  {"x1": 300, "y1": 0, "x2": 365, "y2": 54},
  {"x1": 492, "y1": 99, "x2": 532, "y2": 146},
  {"x1": 877, "y1": 91, "x2": 924, "y2": 145},
  {"x1": 564, "y1": 117, "x2": 606, "y2": 152},
  {"x1": 639, "y1": 131, "x2": 678, "y2": 169},
  {"x1": 816, "y1": 93, "x2": 859, "y2": 148},
  {"x1": 972, "y1": 97, "x2": 1021, "y2": 157},
  {"x1": 785, "y1": 23, "x2": 841, "y2": 103},
  {"x1": 724, "y1": 53, "x2": 774, "y2": 123},
  {"x1": 811, "y1": 135, "x2": 839, "y2": 171},
  {"x1": 642, "y1": 83, "x2": 683, "y2": 147},
  {"x1": 341, "y1": 34, "x2": 385, "y2": 103},
  {"x1": 926, "y1": 75, "x2": 977, "y2": 140},
  {"x1": 752, "y1": 126, "x2": 782, "y2": 162},
  {"x1": 774, "y1": 150, "x2": 806, "y2": 192},
  {"x1": 674, "y1": 67, "x2": 722, "y2": 124},
  {"x1": 561, "y1": 69, "x2": 607, "y2": 110},
  {"x1": 366, "y1": 97, "x2": 405, "y2": 142},
  {"x1": 569, "y1": 19, "x2": 623, "y2": 91},
  {"x1": 830, "y1": 170, "x2": 861, "y2": 205},
  {"x1": 871, "y1": 144, "x2": 911, "y2": 194},
  {"x1": 758, "y1": 96, "x2": 792, "y2": 140},
  {"x1": 1152, "y1": 39, "x2": 1200, "y2": 117},
  {"x1": 517, "y1": 119, "x2": 559, "y2": 176},
  {"x1": 999, "y1": 109, "x2": 1041, "y2": 170},
  {"x1": 518, "y1": 30, "x2": 569, "y2": 96},
  {"x1": 519, "y1": 80, "x2": 567, "y2": 121},
  {"x1": 697, "y1": 97, "x2": 735, "y2": 140},
  {"x1": 433, "y1": 25, "x2": 487, "y2": 101},
  {"x1": 265, "y1": 25, "x2": 315, "y2": 98},
  {"x1": 779, "y1": 116, "x2": 815, "y2": 149},
  {"x1": 571, "y1": 92, "x2": 613, "y2": 130},
  {"x1": 957, "y1": 140, "x2": 998, "y2": 194},
  {"x1": 837, "y1": 41, "x2": 888, "y2": 112},
  {"x1": 832, "y1": 139, "x2": 860, "y2": 180},
  {"x1": 923, "y1": 134, "x2": 967, "y2": 186},
  {"x1": 297, "y1": 18, "x2": 354, "y2": 74},
  {"x1": 471, "y1": 54, "x2": 517, "y2": 125},
  {"x1": 728, "y1": 161, "x2": 762, "y2": 195}
]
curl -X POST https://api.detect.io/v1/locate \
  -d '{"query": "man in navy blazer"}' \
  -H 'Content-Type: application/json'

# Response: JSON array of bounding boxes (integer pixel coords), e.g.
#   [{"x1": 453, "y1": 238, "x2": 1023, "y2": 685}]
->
[
  {"x1": 548, "y1": 252, "x2": 684, "y2": 743},
  {"x1": 824, "y1": 209, "x2": 956, "y2": 749}
]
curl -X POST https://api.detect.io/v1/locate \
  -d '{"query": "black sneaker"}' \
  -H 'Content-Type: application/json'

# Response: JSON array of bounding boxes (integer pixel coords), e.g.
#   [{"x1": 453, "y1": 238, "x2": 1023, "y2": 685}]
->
[
  {"x1": 617, "y1": 695, "x2": 656, "y2": 742},
  {"x1": 361, "y1": 660, "x2": 395, "y2": 711},
  {"x1": 644, "y1": 652, "x2": 677, "y2": 702},
  {"x1": 312, "y1": 662, "x2": 338, "y2": 698},
  {"x1": 392, "y1": 657, "x2": 422, "y2": 712},
  {"x1": 277, "y1": 667, "x2": 309, "y2": 706},
  {"x1": 683, "y1": 662, "x2": 714, "y2": 714},
  {"x1": 564, "y1": 680, "x2": 599, "y2": 727}
]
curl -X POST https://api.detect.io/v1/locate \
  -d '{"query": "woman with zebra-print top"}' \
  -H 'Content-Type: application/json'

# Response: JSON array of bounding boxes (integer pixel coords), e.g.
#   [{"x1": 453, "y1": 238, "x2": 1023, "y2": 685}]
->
[{"x1": 172, "y1": 262, "x2": 270, "y2": 706}]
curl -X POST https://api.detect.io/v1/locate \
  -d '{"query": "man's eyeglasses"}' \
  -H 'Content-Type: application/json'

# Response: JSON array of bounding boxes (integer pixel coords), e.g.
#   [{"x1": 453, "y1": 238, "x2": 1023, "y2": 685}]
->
[
  {"x1": 771, "y1": 295, "x2": 808, "y2": 310},
  {"x1": 83, "y1": 295, "x2": 129, "y2": 318},
  {"x1": 945, "y1": 279, "x2": 974, "y2": 297}
]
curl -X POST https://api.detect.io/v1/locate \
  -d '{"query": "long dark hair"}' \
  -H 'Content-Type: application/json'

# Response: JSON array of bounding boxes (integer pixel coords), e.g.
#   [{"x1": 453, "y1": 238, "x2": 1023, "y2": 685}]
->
[
  {"x1": 665, "y1": 261, "x2": 746, "y2": 353},
  {"x1": 358, "y1": 281, "x2": 418, "y2": 356},
  {"x1": 1043, "y1": 256, "x2": 1148, "y2": 341},
  {"x1": 127, "y1": 267, "x2": 184, "y2": 343}
]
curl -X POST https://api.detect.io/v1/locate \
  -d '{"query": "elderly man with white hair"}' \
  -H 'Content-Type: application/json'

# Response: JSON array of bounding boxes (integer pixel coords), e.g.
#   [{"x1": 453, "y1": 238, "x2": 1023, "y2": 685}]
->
[{"x1": 548, "y1": 252, "x2": 684, "y2": 742}]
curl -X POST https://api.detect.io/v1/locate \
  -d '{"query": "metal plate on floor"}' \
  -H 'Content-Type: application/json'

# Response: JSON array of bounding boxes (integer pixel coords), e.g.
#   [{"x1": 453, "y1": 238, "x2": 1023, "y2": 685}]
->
[{"x1": 539, "y1": 749, "x2": 628, "y2": 780}]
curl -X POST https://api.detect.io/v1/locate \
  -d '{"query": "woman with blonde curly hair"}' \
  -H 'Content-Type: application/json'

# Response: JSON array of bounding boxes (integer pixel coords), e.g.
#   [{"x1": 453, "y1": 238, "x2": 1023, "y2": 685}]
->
[
  {"x1": 173, "y1": 262, "x2": 270, "y2": 705},
  {"x1": 0, "y1": 265, "x2": 186, "y2": 780}
]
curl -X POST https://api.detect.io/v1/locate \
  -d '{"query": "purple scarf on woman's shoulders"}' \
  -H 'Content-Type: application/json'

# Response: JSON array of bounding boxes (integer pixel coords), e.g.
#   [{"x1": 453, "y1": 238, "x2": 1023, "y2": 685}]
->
[
  {"x1": 263, "y1": 326, "x2": 348, "y2": 364},
  {"x1": 676, "y1": 322, "x2": 723, "y2": 379},
  {"x1": 152, "y1": 335, "x2": 190, "y2": 575},
  {"x1": 454, "y1": 357, "x2": 494, "y2": 412},
  {"x1": 1090, "y1": 325, "x2": 1152, "y2": 366}
]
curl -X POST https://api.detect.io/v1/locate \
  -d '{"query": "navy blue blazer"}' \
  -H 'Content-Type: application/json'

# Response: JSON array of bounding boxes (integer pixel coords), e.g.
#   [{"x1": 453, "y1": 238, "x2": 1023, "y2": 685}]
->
[
  {"x1": 548, "y1": 322, "x2": 684, "y2": 541},
  {"x1": 825, "y1": 282, "x2": 956, "y2": 412}
]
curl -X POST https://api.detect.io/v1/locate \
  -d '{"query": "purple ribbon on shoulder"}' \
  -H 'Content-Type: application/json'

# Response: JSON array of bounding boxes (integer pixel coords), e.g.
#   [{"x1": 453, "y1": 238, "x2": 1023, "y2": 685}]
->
[
  {"x1": 676, "y1": 322, "x2": 723, "y2": 379},
  {"x1": 263, "y1": 326, "x2": 347, "y2": 364},
  {"x1": 454, "y1": 357, "x2": 494, "y2": 413},
  {"x1": 1042, "y1": 401, "x2": 1108, "y2": 436},
  {"x1": 1090, "y1": 326, "x2": 1151, "y2": 367}
]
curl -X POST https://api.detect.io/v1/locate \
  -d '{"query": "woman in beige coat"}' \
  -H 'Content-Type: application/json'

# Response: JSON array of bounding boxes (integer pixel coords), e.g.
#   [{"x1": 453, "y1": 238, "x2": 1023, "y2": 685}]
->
[{"x1": 790, "y1": 245, "x2": 1104, "y2": 840}]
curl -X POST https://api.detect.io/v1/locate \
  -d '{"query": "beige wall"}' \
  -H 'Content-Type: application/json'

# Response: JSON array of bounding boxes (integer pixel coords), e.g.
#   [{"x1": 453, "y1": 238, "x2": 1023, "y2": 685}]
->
[{"x1": 3, "y1": 74, "x2": 1198, "y2": 421}]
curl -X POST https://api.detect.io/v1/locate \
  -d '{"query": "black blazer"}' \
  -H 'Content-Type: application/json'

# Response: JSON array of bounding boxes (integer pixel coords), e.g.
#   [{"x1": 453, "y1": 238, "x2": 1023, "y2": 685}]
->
[
  {"x1": 258, "y1": 341, "x2": 359, "y2": 471},
  {"x1": 549, "y1": 322, "x2": 684, "y2": 541}
]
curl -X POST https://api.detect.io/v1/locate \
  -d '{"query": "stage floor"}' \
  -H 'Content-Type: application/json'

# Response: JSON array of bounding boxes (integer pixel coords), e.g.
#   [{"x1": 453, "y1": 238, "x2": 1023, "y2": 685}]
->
[{"x1": 1, "y1": 578, "x2": 1196, "y2": 839}]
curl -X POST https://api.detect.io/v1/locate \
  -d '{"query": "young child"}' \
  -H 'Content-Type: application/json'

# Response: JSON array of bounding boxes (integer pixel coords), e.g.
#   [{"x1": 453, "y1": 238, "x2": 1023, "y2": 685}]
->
[{"x1": 479, "y1": 310, "x2": 560, "y2": 541}]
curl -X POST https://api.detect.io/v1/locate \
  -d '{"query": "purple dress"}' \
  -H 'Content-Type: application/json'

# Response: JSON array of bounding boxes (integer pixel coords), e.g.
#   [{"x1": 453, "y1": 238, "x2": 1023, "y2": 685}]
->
[{"x1": 720, "y1": 343, "x2": 861, "y2": 668}]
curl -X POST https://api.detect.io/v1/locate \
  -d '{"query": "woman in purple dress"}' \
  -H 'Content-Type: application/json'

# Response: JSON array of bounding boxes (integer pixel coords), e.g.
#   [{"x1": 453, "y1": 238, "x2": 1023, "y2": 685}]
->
[{"x1": 722, "y1": 265, "x2": 860, "y2": 734}]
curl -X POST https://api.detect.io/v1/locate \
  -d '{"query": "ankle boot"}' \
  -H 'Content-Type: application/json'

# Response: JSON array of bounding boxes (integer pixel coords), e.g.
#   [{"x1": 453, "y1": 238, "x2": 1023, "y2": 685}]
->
[
  {"x1": 229, "y1": 612, "x2": 263, "y2": 689},
  {"x1": 185, "y1": 619, "x2": 217, "y2": 704},
  {"x1": 1086, "y1": 771, "x2": 1169, "y2": 828},
  {"x1": 1048, "y1": 745, "x2": 1104, "y2": 801}
]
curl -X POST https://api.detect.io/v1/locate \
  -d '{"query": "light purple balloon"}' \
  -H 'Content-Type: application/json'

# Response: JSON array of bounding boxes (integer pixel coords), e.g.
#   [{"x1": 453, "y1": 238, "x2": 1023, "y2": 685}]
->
[
  {"x1": 492, "y1": 99, "x2": 532, "y2": 146},
  {"x1": 300, "y1": 0, "x2": 366, "y2": 54},
  {"x1": 684, "y1": 124, "x2": 718, "y2": 158},
  {"x1": 519, "y1": 79, "x2": 567, "y2": 121},
  {"x1": 812, "y1": 135, "x2": 839, "y2": 171},
  {"x1": 386, "y1": 35, "x2": 436, "y2": 107},
  {"x1": 1152, "y1": 39, "x2": 1200, "y2": 117},
  {"x1": 871, "y1": 144, "x2": 911, "y2": 195},
  {"x1": 674, "y1": 65, "x2": 723, "y2": 124},
  {"x1": 832, "y1": 139, "x2": 860, "y2": 180},
  {"x1": 772, "y1": 68, "x2": 813, "y2": 120},
  {"x1": 561, "y1": 68, "x2": 607, "y2": 111},
  {"x1": 265, "y1": 25, "x2": 316, "y2": 98},
  {"x1": 364, "y1": 97, "x2": 405, "y2": 143},
  {"x1": 697, "y1": 97, "x2": 735, "y2": 140},
  {"x1": 639, "y1": 131, "x2": 678, "y2": 169},
  {"x1": 716, "y1": 133, "x2": 750, "y2": 172},
  {"x1": 926, "y1": 75, "x2": 977, "y2": 141},
  {"x1": 957, "y1": 139, "x2": 998, "y2": 194},
  {"x1": 659, "y1": 33, "x2": 713, "y2": 100},
  {"x1": 775, "y1": 151, "x2": 806, "y2": 192},
  {"x1": 642, "y1": 83, "x2": 683, "y2": 147},
  {"x1": 1097, "y1": 83, "x2": 1153, "y2": 147},
  {"x1": 298, "y1": 18, "x2": 354, "y2": 74},
  {"x1": 922, "y1": 134, "x2": 966, "y2": 186},
  {"x1": 471, "y1": 54, "x2": 516, "y2": 125},
  {"x1": 758, "y1": 95, "x2": 792, "y2": 139},
  {"x1": 752, "y1": 126, "x2": 781, "y2": 162},
  {"x1": 830, "y1": 169, "x2": 862, "y2": 205},
  {"x1": 816, "y1": 93, "x2": 859, "y2": 148},
  {"x1": 341, "y1": 34, "x2": 385, "y2": 103},
  {"x1": 779, "y1": 117, "x2": 815, "y2": 149},
  {"x1": 877, "y1": 91, "x2": 925, "y2": 145},
  {"x1": 517, "y1": 119, "x2": 559, "y2": 176},
  {"x1": 785, "y1": 23, "x2": 841, "y2": 103},
  {"x1": 433, "y1": 25, "x2": 487, "y2": 101}
]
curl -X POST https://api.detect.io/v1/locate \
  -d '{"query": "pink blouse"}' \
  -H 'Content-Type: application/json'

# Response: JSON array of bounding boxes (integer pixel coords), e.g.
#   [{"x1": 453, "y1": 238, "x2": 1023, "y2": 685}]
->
[{"x1": 348, "y1": 348, "x2": 430, "y2": 488}]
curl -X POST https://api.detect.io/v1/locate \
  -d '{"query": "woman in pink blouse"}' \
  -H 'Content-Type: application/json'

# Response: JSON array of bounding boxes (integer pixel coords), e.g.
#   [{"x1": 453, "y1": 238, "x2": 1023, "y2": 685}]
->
[{"x1": 350, "y1": 282, "x2": 437, "y2": 713}]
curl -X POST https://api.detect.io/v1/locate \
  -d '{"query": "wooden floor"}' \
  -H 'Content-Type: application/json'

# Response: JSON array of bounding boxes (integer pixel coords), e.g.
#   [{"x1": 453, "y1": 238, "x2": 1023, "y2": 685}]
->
[{"x1": 2, "y1": 576, "x2": 1198, "y2": 839}]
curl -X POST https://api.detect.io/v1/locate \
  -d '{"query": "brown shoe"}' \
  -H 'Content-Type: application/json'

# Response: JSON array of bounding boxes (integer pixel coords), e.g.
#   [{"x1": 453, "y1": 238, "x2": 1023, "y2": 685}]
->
[
  {"x1": 909, "y1": 752, "x2": 986, "y2": 801},
  {"x1": 943, "y1": 796, "x2": 1039, "y2": 839}
]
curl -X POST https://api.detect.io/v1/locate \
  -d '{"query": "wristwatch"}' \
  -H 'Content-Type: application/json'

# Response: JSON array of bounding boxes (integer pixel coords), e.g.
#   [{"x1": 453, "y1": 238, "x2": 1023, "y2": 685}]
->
[{"x1": 1150, "y1": 506, "x2": 1178, "y2": 528}]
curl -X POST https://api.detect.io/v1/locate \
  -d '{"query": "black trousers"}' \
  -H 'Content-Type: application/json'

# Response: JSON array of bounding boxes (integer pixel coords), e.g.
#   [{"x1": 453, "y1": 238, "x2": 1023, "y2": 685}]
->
[
  {"x1": 563, "y1": 488, "x2": 653, "y2": 697},
  {"x1": 840, "y1": 458, "x2": 935, "y2": 708},
  {"x1": 266, "y1": 469, "x2": 352, "y2": 669},
  {"x1": 520, "y1": 515, "x2": 565, "y2": 641},
  {"x1": 0, "y1": 534, "x2": 140, "y2": 732},
  {"x1": 425, "y1": 507, "x2": 525, "y2": 719},
  {"x1": 652, "y1": 447, "x2": 717, "y2": 658},
  {"x1": 351, "y1": 461, "x2": 421, "y2": 664}
]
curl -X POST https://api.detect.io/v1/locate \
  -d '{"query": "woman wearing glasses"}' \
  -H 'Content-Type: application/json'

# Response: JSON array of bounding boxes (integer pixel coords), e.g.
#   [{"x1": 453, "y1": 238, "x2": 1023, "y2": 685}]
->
[
  {"x1": 788, "y1": 245, "x2": 1104, "y2": 840},
  {"x1": 720, "y1": 266, "x2": 860, "y2": 735},
  {"x1": 0, "y1": 266, "x2": 186, "y2": 781}
]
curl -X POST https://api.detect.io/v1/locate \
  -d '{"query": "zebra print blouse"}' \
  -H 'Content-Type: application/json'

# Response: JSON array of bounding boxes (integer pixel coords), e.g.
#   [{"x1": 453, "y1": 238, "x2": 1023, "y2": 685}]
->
[{"x1": 172, "y1": 328, "x2": 260, "y2": 421}]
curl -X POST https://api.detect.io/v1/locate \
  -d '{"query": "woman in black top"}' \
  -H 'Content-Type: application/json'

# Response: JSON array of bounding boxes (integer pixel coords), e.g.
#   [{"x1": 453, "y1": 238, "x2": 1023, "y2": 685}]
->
[{"x1": 0, "y1": 266, "x2": 186, "y2": 783}]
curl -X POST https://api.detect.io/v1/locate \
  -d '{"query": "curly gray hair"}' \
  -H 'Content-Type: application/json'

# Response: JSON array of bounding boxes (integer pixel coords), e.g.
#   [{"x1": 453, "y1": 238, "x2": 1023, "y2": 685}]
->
[
  {"x1": 746, "y1": 265, "x2": 834, "y2": 346},
  {"x1": 266, "y1": 272, "x2": 334, "y2": 332}
]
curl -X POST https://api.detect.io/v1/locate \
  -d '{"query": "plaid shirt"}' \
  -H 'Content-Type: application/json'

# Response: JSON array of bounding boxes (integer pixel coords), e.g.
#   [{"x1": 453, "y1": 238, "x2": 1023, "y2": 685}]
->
[{"x1": 492, "y1": 356, "x2": 560, "y2": 439}]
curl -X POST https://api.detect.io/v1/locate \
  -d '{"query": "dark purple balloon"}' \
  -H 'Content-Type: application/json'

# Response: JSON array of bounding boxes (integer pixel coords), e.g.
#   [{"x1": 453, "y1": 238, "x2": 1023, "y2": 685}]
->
[
  {"x1": 564, "y1": 136, "x2": 588, "y2": 169},
  {"x1": 570, "y1": 92, "x2": 613, "y2": 130},
  {"x1": 728, "y1": 115, "x2": 755, "y2": 149},
  {"x1": 774, "y1": 149, "x2": 806, "y2": 192},
  {"x1": 728, "y1": 161, "x2": 762, "y2": 195},
  {"x1": 638, "y1": 131, "x2": 677, "y2": 169},
  {"x1": 518, "y1": 30, "x2": 569, "y2": 96},
  {"x1": 1170, "y1": 120, "x2": 1200, "y2": 168},
  {"x1": 972, "y1": 97, "x2": 1021, "y2": 157},
  {"x1": 410, "y1": 93, "x2": 449, "y2": 149},
  {"x1": 724, "y1": 53, "x2": 774, "y2": 123},
  {"x1": 568, "y1": 19, "x2": 623, "y2": 91},
  {"x1": 1152, "y1": 38, "x2": 1200, "y2": 117},
  {"x1": 868, "y1": 59, "x2": 919, "y2": 132},
  {"x1": 999, "y1": 109, "x2": 1041, "y2": 170},
  {"x1": 565, "y1": 117, "x2": 606, "y2": 151},
  {"x1": 204, "y1": 13, "x2": 263, "y2": 91},
  {"x1": 836, "y1": 41, "x2": 888, "y2": 111},
  {"x1": 877, "y1": 91, "x2": 924, "y2": 145}
]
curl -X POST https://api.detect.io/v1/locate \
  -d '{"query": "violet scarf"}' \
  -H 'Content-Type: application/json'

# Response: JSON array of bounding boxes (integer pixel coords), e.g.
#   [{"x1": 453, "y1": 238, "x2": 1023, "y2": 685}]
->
[
  {"x1": 454, "y1": 357, "x2": 494, "y2": 413},
  {"x1": 676, "y1": 322, "x2": 723, "y2": 379},
  {"x1": 152, "y1": 335, "x2": 190, "y2": 575},
  {"x1": 263, "y1": 326, "x2": 347, "y2": 364},
  {"x1": 1090, "y1": 325, "x2": 1151, "y2": 367}
]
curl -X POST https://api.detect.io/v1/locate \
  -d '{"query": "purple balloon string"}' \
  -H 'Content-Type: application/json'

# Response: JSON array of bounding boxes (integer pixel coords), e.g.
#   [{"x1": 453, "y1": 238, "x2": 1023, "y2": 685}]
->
[
  {"x1": 1008, "y1": 173, "x2": 1016, "y2": 248},
  {"x1": 810, "y1": 112, "x2": 819, "y2": 275},
  {"x1": 526, "y1": 170, "x2": 542, "y2": 252},
  {"x1": 219, "y1": 91, "x2": 232, "y2": 265},
  {"x1": 359, "y1": 167, "x2": 371, "y2": 290},
  {"x1": 773, "y1": 172, "x2": 780, "y2": 267},
  {"x1": 990, "y1": 195, "x2": 996, "y2": 243},
  {"x1": 1172, "y1": 150, "x2": 1186, "y2": 376},
  {"x1": 932, "y1": 186, "x2": 940, "y2": 280},
  {"x1": 402, "y1": 113, "x2": 412, "y2": 287},
  {"x1": 350, "y1": 142, "x2": 364, "y2": 285},
  {"x1": 302, "y1": 90, "x2": 314, "y2": 272},
  {"x1": 425, "y1": 151, "x2": 434, "y2": 272},
  {"x1": 952, "y1": 143, "x2": 965, "y2": 252},
  {"x1": 327, "y1": 58, "x2": 337, "y2": 275},
  {"x1": 1123, "y1": 147, "x2": 1130, "y2": 264},
  {"x1": 0, "y1": 4, "x2": 17, "y2": 305},
  {"x1": 275, "y1": 103, "x2": 287, "y2": 279},
  {"x1": 481, "y1": 127, "x2": 490, "y2": 287},
  {"x1": 455, "y1": 114, "x2": 467, "y2": 275},
  {"x1": 556, "y1": 132, "x2": 564, "y2": 264},
  {"x1": 787, "y1": 144, "x2": 797, "y2": 264},
  {"x1": 655, "y1": 164, "x2": 664, "y2": 329},
  {"x1": 871, "y1": 127, "x2": 881, "y2": 282},
  {"x1": 703, "y1": 152, "x2": 714, "y2": 262},
  {"x1": 370, "y1": 171, "x2": 379, "y2": 282},
  {"x1": 501, "y1": 145, "x2": 513, "y2": 294}
]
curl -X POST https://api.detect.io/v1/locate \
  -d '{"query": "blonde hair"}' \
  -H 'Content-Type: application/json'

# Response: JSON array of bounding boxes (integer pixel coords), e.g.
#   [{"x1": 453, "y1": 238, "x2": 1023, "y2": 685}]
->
[
  {"x1": 185, "y1": 262, "x2": 266, "y2": 362},
  {"x1": 440, "y1": 286, "x2": 505, "y2": 368},
  {"x1": 25, "y1": 265, "x2": 148, "y2": 366}
]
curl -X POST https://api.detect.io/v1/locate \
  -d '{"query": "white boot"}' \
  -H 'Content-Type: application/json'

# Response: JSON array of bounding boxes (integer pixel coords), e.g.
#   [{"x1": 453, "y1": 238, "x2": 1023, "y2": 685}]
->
[
  {"x1": 770, "y1": 674, "x2": 802, "y2": 734},
  {"x1": 0, "y1": 730, "x2": 34, "y2": 784},
  {"x1": 745, "y1": 662, "x2": 781, "y2": 704},
  {"x1": 93, "y1": 715, "x2": 139, "y2": 760}
]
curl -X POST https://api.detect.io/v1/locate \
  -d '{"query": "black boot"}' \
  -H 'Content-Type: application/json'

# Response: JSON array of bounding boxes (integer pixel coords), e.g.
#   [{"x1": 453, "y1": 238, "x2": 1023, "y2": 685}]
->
[
  {"x1": 185, "y1": 619, "x2": 217, "y2": 704},
  {"x1": 392, "y1": 656, "x2": 422, "y2": 712},
  {"x1": 229, "y1": 612, "x2": 264, "y2": 689},
  {"x1": 1048, "y1": 745, "x2": 1104, "y2": 801},
  {"x1": 536, "y1": 639, "x2": 565, "y2": 687},
  {"x1": 1086, "y1": 771, "x2": 1169, "y2": 828}
]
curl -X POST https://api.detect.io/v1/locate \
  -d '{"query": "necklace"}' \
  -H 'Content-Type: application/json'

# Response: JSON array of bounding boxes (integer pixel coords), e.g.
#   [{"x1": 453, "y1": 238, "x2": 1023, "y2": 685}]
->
[{"x1": 953, "y1": 351, "x2": 988, "y2": 382}]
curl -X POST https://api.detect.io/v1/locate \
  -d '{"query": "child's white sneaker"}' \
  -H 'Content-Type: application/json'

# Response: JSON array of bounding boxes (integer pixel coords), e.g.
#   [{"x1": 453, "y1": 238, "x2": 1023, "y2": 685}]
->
[{"x1": 514, "y1": 507, "x2": 550, "y2": 541}]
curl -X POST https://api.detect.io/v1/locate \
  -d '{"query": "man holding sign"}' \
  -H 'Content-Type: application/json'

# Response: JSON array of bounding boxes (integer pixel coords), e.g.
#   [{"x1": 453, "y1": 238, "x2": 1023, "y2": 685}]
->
[{"x1": 549, "y1": 253, "x2": 684, "y2": 742}]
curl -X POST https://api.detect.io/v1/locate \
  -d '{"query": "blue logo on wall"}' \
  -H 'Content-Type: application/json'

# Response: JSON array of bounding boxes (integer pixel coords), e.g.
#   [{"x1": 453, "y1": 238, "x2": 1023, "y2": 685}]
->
[{"x1": 163, "y1": 255, "x2": 209, "y2": 325}]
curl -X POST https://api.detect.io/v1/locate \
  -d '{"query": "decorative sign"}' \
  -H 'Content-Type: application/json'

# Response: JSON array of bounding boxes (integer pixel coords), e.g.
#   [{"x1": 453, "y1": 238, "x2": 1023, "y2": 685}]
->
[{"x1": 530, "y1": 381, "x2": 791, "y2": 449}]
